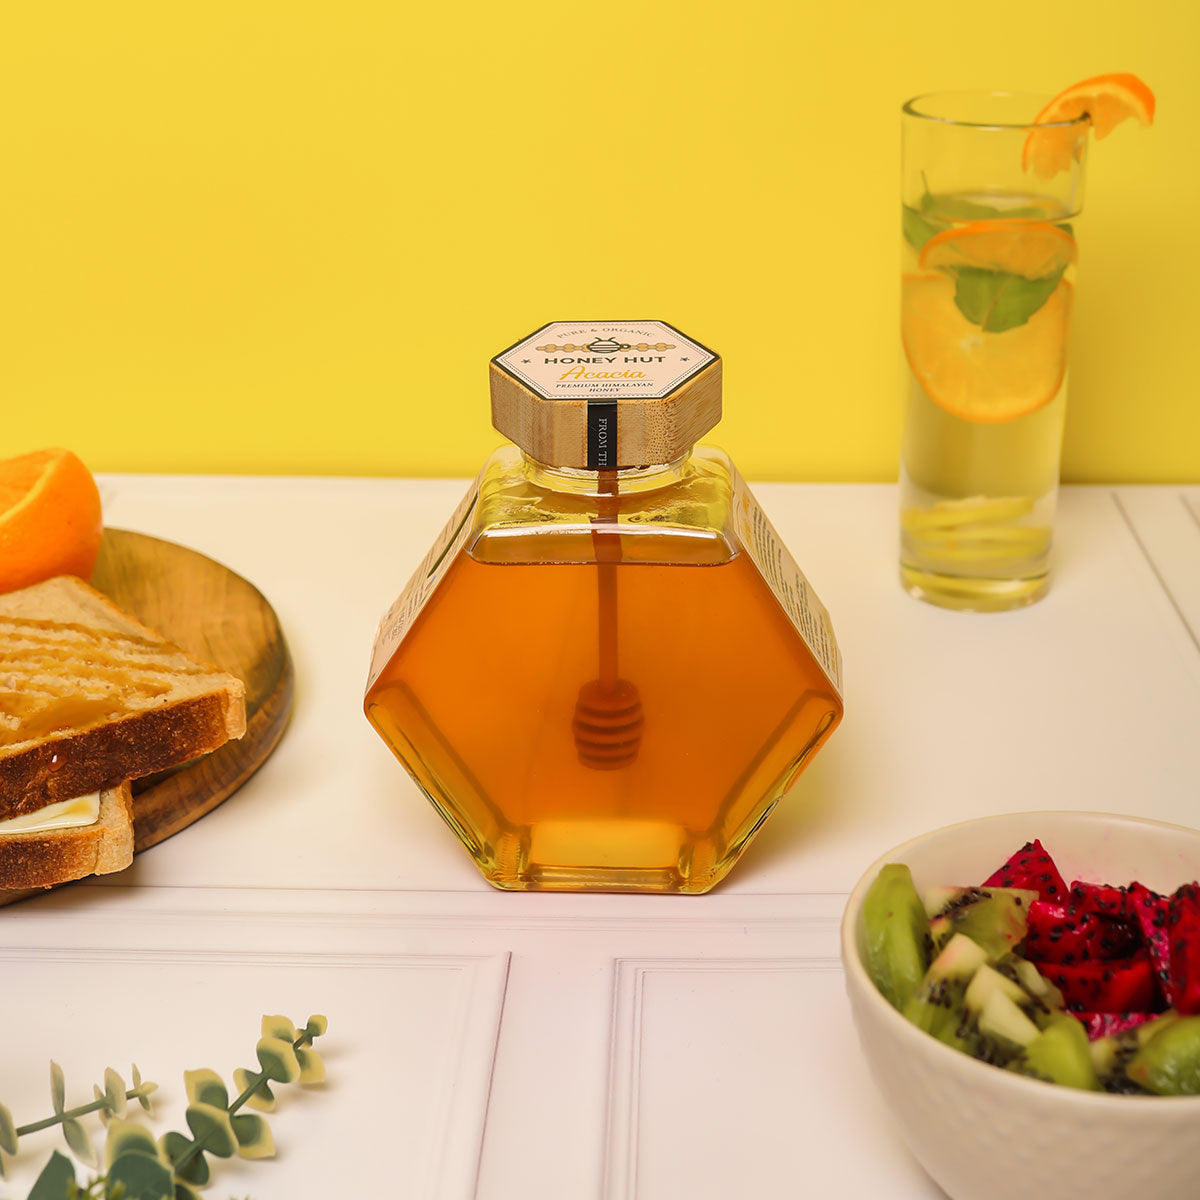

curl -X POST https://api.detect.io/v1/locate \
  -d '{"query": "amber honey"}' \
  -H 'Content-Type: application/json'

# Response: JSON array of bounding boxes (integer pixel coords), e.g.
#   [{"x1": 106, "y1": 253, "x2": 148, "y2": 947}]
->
[
  {"x1": 366, "y1": 534, "x2": 840, "y2": 892},
  {"x1": 364, "y1": 321, "x2": 844, "y2": 893}
]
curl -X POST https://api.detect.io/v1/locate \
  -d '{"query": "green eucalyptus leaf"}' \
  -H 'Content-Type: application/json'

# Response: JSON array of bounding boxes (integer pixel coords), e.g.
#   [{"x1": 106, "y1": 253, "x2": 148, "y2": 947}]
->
[
  {"x1": 174, "y1": 1152, "x2": 210, "y2": 1187},
  {"x1": 255, "y1": 1037, "x2": 300, "y2": 1085},
  {"x1": 104, "y1": 1069, "x2": 127, "y2": 1119},
  {"x1": 106, "y1": 1119, "x2": 161, "y2": 1169},
  {"x1": 130, "y1": 1066, "x2": 156, "y2": 1116},
  {"x1": 94, "y1": 1085, "x2": 113, "y2": 1127},
  {"x1": 185, "y1": 1102, "x2": 237, "y2": 1158},
  {"x1": 157, "y1": 1131, "x2": 192, "y2": 1167},
  {"x1": 296, "y1": 1047, "x2": 325, "y2": 1084},
  {"x1": 158, "y1": 1133, "x2": 209, "y2": 1186},
  {"x1": 50, "y1": 1061, "x2": 66, "y2": 1115},
  {"x1": 260, "y1": 1015, "x2": 298, "y2": 1043},
  {"x1": 106, "y1": 1151, "x2": 175, "y2": 1200},
  {"x1": 232, "y1": 1068, "x2": 274, "y2": 1112},
  {"x1": 231, "y1": 1113, "x2": 275, "y2": 1160},
  {"x1": 305, "y1": 1014, "x2": 328, "y2": 1039},
  {"x1": 0, "y1": 1100, "x2": 17, "y2": 1154},
  {"x1": 173, "y1": 1182, "x2": 203, "y2": 1200},
  {"x1": 952, "y1": 266, "x2": 1064, "y2": 333},
  {"x1": 63, "y1": 1117, "x2": 96, "y2": 1166},
  {"x1": 28, "y1": 1149, "x2": 76, "y2": 1200},
  {"x1": 182, "y1": 1069, "x2": 228, "y2": 1110}
]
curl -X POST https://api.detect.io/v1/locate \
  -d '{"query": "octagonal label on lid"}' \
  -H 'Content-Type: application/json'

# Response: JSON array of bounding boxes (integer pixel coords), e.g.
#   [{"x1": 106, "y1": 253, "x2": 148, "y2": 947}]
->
[{"x1": 492, "y1": 320, "x2": 716, "y2": 401}]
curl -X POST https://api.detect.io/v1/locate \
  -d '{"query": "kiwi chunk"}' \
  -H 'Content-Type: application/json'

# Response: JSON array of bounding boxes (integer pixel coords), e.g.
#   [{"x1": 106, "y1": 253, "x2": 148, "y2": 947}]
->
[
  {"x1": 1002, "y1": 955, "x2": 1066, "y2": 1011},
  {"x1": 976, "y1": 989, "x2": 1040, "y2": 1054},
  {"x1": 1091, "y1": 1011, "x2": 1182, "y2": 1091},
  {"x1": 928, "y1": 887, "x2": 1038, "y2": 959},
  {"x1": 1126, "y1": 1015, "x2": 1200, "y2": 1096},
  {"x1": 964, "y1": 964, "x2": 1028, "y2": 1014},
  {"x1": 903, "y1": 934, "x2": 988, "y2": 1053},
  {"x1": 1012, "y1": 1016, "x2": 1101, "y2": 1091},
  {"x1": 861, "y1": 863, "x2": 930, "y2": 1011}
]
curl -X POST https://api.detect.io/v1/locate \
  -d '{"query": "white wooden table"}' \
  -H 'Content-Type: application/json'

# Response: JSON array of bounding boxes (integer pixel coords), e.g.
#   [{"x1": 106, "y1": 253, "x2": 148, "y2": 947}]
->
[{"x1": 3, "y1": 477, "x2": 1199, "y2": 1199}]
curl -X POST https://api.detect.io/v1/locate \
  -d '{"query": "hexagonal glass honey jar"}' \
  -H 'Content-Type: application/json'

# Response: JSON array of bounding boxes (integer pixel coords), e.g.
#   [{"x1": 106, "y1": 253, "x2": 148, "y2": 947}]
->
[{"x1": 364, "y1": 321, "x2": 843, "y2": 893}]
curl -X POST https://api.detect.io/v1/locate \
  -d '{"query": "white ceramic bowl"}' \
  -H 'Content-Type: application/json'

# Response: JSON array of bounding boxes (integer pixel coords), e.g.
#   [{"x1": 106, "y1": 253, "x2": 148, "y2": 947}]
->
[{"x1": 841, "y1": 811, "x2": 1200, "y2": 1200}]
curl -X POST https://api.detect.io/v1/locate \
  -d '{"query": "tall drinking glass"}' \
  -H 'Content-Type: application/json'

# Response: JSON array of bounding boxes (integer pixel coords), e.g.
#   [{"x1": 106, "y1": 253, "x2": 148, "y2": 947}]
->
[{"x1": 899, "y1": 92, "x2": 1088, "y2": 611}]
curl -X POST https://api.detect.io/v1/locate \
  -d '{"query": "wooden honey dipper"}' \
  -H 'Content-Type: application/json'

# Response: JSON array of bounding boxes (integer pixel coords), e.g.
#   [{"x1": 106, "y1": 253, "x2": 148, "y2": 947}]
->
[{"x1": 573, "y1": 470, "x2": 644, "y2": 770}]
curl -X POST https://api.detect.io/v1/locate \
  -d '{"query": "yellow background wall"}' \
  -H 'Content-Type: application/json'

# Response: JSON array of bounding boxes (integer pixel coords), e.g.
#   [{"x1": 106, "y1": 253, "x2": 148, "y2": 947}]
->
[{"x1": 1, "y1": 1, "x2": 1196, "y2": 482}]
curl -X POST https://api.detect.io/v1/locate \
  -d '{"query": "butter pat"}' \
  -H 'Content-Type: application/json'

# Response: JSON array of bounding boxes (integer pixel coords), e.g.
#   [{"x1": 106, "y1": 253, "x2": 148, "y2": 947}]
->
[{"x1": 0, "y1": 792, "x2": 101, "y2": 834}]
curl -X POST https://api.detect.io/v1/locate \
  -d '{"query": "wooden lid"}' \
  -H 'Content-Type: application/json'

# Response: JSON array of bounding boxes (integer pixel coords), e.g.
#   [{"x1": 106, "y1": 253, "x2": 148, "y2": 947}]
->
[{"x1": 489, "y1": 321, "x2": 722, "y2": 469}]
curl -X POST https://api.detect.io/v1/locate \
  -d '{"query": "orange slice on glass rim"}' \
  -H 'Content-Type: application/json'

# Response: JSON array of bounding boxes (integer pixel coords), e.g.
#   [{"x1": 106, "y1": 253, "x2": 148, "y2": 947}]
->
[
  {"x1": 1024, "y1": 73, "x2": 1155, "y2": 179},
  {"x1": 901, "y1": 273, "x2": 1073, "y2": 423},
  {"x1": 919, "y1": 220, "x2": 1077, "y2": 279}
]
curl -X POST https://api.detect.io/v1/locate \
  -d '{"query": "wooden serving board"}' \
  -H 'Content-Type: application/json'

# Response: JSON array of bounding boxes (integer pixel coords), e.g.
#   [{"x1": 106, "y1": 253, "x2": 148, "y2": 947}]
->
[{"x1": 1, "y1": 528, "x2": 294, "y2": 904}]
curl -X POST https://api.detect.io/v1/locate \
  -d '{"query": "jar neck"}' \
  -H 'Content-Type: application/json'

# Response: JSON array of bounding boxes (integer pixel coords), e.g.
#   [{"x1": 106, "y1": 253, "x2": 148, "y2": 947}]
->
[{"x1": 521, "y1": 452, "x2": 692, "y2": 496}]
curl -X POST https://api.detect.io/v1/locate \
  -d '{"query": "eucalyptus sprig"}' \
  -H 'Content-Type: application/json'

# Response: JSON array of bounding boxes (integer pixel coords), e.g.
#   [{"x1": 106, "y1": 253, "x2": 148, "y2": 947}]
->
[
  {"x1": 20, "y1": 1014, "x2": 325, "y2": 1200},
  {"x1": 97, "y1": 1014, "x2": 326, "y2": 1200},
  {"x1": 0, "y1": 1065, "x2": 156, "y2": 1177}
]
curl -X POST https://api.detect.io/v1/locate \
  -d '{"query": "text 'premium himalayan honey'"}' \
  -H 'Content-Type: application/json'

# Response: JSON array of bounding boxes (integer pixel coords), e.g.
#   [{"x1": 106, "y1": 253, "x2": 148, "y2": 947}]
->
[{"x1": 365, "y1": 321, "x2": 843, "y2": 893}]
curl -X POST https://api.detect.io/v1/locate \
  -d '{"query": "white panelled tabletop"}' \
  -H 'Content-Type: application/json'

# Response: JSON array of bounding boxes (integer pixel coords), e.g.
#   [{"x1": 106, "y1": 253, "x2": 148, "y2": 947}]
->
[{"x1": 2, "y1": 477, "x2": 1199, "y2": 1198}]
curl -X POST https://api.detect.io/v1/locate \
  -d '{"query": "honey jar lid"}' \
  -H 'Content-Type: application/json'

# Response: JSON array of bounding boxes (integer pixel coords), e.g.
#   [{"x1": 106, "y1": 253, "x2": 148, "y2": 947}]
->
[{"x1": 489, "y1": 320, "x2": 722, "y2": 470}]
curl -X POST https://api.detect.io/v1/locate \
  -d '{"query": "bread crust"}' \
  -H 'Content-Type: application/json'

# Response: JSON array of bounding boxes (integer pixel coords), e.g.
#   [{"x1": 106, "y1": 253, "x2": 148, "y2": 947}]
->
[
  {"x1": 0, "y1": 575, "x2": 247, "y2": 823},
  {"x1": 0, "y1": 783, "x2": 133, "y2": 890},
  {"x1": 0, "y1": 689, "x2": 242, "y2": 820}
]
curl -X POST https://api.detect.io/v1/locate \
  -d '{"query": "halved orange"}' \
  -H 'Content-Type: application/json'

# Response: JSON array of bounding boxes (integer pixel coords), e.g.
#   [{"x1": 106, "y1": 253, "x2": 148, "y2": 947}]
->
[
  {"x1": 1024, "y1": 73, "x2": 1155, "y2": 179},
  {"x1": 920, "y1": 220, "x2": 1076, "y2": 279},
  {"x1": 902, "y1": 274, "x2": 1073, "y2": 423},
  {"x1": 0, "y1": 448, "x2": 103, "y2": 594}
]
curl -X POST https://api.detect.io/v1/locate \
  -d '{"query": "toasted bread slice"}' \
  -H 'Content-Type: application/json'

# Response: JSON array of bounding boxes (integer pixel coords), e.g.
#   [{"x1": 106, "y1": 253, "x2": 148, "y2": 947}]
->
[
  {"x1": 0, "y1": 576, "x2": 246, "y2": 820},
  {"x1": 0, "y1": 783, "x2": 133, "y2": 890}
]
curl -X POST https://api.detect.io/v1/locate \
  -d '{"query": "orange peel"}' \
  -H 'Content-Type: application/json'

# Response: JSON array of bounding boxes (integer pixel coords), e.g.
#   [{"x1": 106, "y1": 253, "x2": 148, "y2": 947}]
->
[
  {"x1": 1024, "y1": 73, "x2": 1155, "y2": 179},
  {"x1": 0, "y1": 448, "x2": 103, "y2": 594}
]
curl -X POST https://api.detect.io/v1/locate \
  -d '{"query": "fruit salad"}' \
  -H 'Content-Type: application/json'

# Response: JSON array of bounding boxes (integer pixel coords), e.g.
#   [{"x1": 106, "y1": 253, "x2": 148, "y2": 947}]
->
[{"x1": 861, "y1": 838, "x2": 1200, "y2": 1095}]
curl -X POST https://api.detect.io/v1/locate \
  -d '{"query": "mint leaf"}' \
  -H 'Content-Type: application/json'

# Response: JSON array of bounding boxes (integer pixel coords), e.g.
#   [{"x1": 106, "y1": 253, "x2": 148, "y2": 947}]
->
[
  {"x1": 922, "y1": 192, "x2": 1051, "y2": 222},
  {"x1": 903, "y1": 207, "x2": 946, "y2": 251},
  {"x1": 952, "y1": 267, "x2": 1064, "y2": 332}
]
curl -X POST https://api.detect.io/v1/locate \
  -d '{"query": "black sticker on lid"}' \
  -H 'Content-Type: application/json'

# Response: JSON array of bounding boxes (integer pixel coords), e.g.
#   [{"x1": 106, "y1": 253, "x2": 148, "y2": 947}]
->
[{"x1": 587, "y1": 401, "x2": 618, "y2": 469}]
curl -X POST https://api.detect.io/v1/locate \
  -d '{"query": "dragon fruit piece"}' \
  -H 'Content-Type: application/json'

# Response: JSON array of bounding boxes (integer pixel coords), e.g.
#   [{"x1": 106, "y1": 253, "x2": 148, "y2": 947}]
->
[
  {"x1": 1039, "y1": 950, "x2": 1161, "y2": 1014},
  {"x1": 1076, "y1": 1011, "x2": 1156, "y2": 1042},
  {"x1": 1023, "y1": 901, "x2": 1140, "y2": 964},
  {"x1": 1167, "y1": 882, "x2": 1200, "y2": 1016},
  {"x1": 1069, "y1": 881, "x2": 1133, "y2": 921},
  {"x1": 983, "y1": 839, "x2": 1068, "y2": 903},
  {"x1": 1129, "y1": 882, "x2": 1174, "y2": 1005}
]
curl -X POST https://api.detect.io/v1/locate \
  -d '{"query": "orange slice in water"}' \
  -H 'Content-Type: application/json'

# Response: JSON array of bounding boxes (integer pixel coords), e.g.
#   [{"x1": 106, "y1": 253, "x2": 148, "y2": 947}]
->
[
  {"x1": 0, "y1": 448, "x2": 103, "y2": 594},
  {"x1": 1024, "y1": 73, "x2": 1155, "y2": 179},
  {"x1": 902, "y1": 274, "x2": 1073, "y2": 423},
  {"x1": 920, "y1": 220, "x2": 1076, "y2": 279}
]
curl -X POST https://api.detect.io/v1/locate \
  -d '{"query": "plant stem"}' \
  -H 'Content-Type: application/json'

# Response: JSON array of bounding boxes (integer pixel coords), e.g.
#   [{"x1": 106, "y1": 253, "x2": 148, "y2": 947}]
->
[
  {"x1": 16, "y1": 1088, "x2": 147, "y2": 1136},
  {"x1": 171, "y1": 1031, "x2": 314, "y2": 1176}
]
